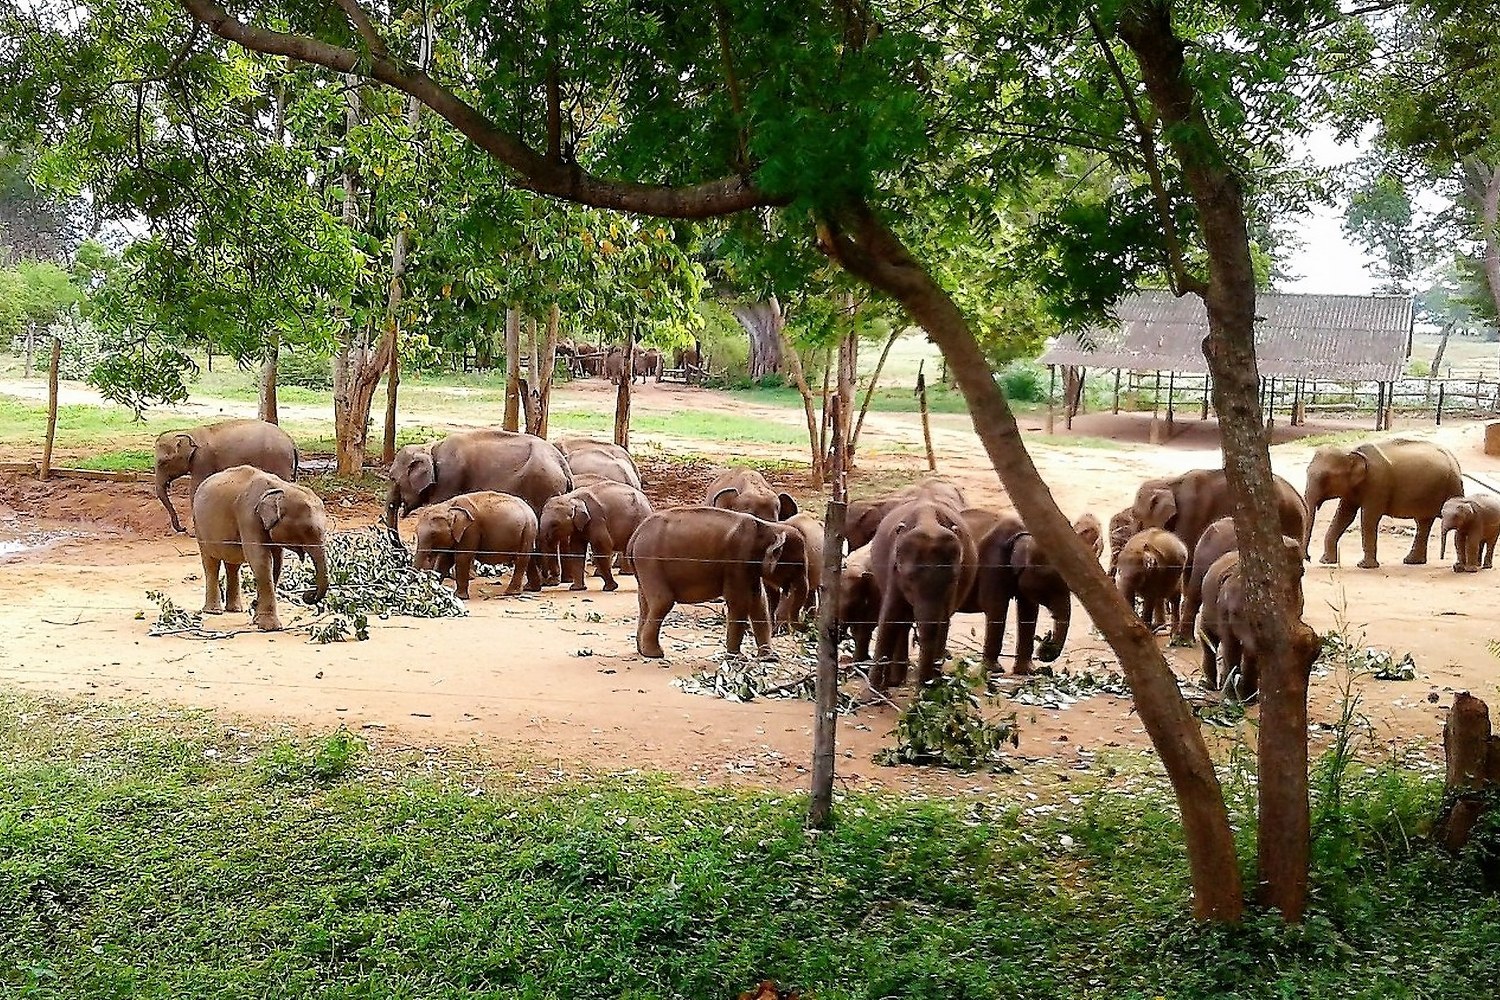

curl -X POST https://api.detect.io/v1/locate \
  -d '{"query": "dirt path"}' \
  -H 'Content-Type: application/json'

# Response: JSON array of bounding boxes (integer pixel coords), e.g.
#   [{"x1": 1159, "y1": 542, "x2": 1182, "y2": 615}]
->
[{"x1": 2, "y1": 376, "x2": 1497, "y2": 790}]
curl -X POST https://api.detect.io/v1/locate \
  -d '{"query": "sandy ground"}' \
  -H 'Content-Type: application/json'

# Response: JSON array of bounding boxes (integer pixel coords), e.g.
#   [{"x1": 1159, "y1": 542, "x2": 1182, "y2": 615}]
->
[{"x1": 1, "y1": 376, "x2": 1497, "y2": 791}]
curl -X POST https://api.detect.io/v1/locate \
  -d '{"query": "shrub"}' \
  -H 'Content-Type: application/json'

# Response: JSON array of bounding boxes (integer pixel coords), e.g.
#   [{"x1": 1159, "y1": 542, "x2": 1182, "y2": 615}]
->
[
  {"x1": 997, "y1": 359, "x2": 1048, "y2": 403},
  {"x1": 278, "y1": 348, "x2": 334, "y2": 390}
]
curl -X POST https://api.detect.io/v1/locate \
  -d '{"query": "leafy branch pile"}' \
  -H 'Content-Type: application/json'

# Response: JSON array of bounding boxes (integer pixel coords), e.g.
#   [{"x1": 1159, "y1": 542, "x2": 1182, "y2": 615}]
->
[
  {"x1": 673, "y1": 654, "x2": 854, "y2": 714},
  {"x1": 1320, "y1": 632, "x2": 1418, "y2": 681},
  {"x1": 875, "y1": 663, "x2": 1018, "y2": 772},
  {"x1": 1007, "y1": 666, "x2": 1131, "y2": 709},
  {"x1": 144, "y1": 590, "x2": 203, "y2": 635}
]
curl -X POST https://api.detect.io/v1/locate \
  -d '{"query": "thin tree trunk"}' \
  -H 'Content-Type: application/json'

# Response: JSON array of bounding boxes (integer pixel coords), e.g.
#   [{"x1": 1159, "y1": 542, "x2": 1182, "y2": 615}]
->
[
  {"x1": 1120, "y1": 4, "x2": 1319, "y2": 921},
  {"x1": 818, "y1": 348, "x2": 832, "y2": 468},
  {"x1": 821, "y1": 199, "x2": 1244, "y2": 923},
  {"x1": 537, "y1": 302, "x2": 560, "y2": 438},
  {"x1": 779, "y1": 322, "x2": 824, "y2": 490},
  {"x1": 808, "y1": 396, "x2": 847, "y2": 829},
  {"x1": 258, "y1": 329, "x2": 279, "y2": 425},
  {"x1": 837, "y1": 308, "x2": 857, "y2": 464},
  {"x1": 503, "y1": 307, "x2": 521, "y2": 432},
  {"x1": 916, "y1": 361, "x2": 936, "y2": 472},
  {"x1": 1431, "y1": 318, "x2": 1455, "y2": 381},
  {"x1": 614, "y1": 328, "x2": 634, "y2": 448},
  {"x1": 382, "y1": 340, "x2": 399, "y2": 466},
  {"x1": 852, "y1": 326, "x2": 898, "y2": 455},
  {"x1": 40, "y1": 335, "x2": 60, "y2": 480},
  {"x1": 521, "y1": 315, "x2": 541, "y2": 434},
  {"x1": 1480, "y1": 161, "x2": 1500, "y2": 322}
]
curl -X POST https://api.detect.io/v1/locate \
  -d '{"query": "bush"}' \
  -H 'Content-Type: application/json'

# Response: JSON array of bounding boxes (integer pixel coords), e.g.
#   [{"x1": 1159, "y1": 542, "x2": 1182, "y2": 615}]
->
[
  {"x1": 998, "y1": 359, "x2": 1048, "y2": 403},
  {"x1": 278, "y1": 348, "x2": 334, "y2": 390}
]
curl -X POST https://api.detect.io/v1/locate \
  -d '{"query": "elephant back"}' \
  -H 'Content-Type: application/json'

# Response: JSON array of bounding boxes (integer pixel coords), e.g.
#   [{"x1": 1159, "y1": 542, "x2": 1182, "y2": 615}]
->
[{"x1": 436, "y1": 430, "x2": 572, "y2": 515}]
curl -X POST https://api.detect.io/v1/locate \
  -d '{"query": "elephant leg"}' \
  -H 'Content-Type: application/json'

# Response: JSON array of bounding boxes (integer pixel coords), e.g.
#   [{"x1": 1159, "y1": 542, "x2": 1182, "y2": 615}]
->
[
  {"x1": 453, "y1": 553, "x2": 475, "y2": 600},
  {"x1": 1356, "y1": 506, "x2": 1383, "y2": 569},
  {"x1": 201, "y1": 553, "x2": 224, "y2": 614},
  {"x1": 1220, "y1": 634, "x2": 1244, "y2": 699},
  {"x1": 224, "y1": 559, "x2": 244, "y2": 613},
  {"x1": 872, "y1": 589, "x2": 912, "y2": 691},
  {"x1": 1013, "y1": 597, "x2": 1040, "y2": 675},
  {"x1": 1037, "y1": 597, "x2": 1070, "y2": 662},
  {"x1": 1166, "y1": 589, "x2": 1182, "y2": 639},
  {"x1": 1322, "y1": 498, "x2": 1359, "y2": 565},
  {"x1": 565, "y1": 544, "x2": 588, "y2": 591},
  {"x1": 886, "y1": 624, "x2": 913, "y2": 687},
  {"x1": 247, "y1": 547, "x2": 281, "y2": 631},
  {"x1": 851, "y1": 623, "x2": 874, "y2": 666},
  {"x1": 1462, "y1": 532, "x2": 1482, "y2": 573},
  {"x1": 749, "y1": 588, "x2": 775, "y2": 659},
  {"x1": 636, "y1": 589, "x2": 672, "y2": 658},
  {"x1": 1404, "y1": 516, "x2": 1436, "y2": 565},
  {"x1": 1484, "y1": 533, "x2": 1498, "y2": 569},
  {"x1": 981, "y1": 610, "x2": 1007, "y2": 674},
  {"x1": 594, "y1": 552, "x2": 619, "y2": 591},
  {"x1": 915, "y1": 619, "x2": 951, "y2": 686},
  {"x1": 503, "y1": 551, "x2": 530, "y2": 595},
  {"x1": 272, "y1": 547, "x2": 284, "y2": 586},
  {"x1": 1176, "y1": 577, "x2": 1201, "y2": 645}
]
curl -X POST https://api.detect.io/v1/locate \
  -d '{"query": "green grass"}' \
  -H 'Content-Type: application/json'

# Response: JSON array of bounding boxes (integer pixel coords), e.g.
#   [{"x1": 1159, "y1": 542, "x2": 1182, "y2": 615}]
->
[
  {"x1": 0, "y1": 394, "x2": 149, "y2": 451},
  {"x1": 71, "y1": 449, "x2": 154, "y2": 473},
  {"x1": 1, "y1": 693, "x2": 1498, "y2": 999},
  {"x1": 548, "y1": 406, "x2": 809, "y2": 445},
  {"x1": 726, "y1": 382, "x2": 976, "y2": 416}
]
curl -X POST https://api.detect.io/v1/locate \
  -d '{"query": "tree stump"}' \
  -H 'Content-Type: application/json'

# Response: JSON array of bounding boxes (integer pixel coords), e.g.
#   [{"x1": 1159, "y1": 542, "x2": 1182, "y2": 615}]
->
[
  {"x1": 1484, "y1": 421, "x2": 1500, "y2": 457},
  {"x1": 1435, "y1": 692, "x2": 1500, "y2": 852}
]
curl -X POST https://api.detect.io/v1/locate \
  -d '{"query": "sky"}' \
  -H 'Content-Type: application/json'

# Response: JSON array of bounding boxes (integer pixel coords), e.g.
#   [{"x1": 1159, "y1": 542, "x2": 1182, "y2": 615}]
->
[{"x1": 1274, "y1": 128, "x2": 1383, "y2": 296}]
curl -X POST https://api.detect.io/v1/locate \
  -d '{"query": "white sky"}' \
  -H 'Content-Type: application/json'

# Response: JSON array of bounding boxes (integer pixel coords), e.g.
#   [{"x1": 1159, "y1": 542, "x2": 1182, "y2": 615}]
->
[{"x1": 1274, "y1": 128, "x2": 1383, "y2": 295}]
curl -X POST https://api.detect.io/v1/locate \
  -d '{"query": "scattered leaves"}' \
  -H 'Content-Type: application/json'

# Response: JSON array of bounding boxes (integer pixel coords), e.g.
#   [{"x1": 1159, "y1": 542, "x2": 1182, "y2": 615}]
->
[
  {"x1": 875, "y1": 661, "x2": 1018, "y2": 772},
  {"x1": 1320, "y1": 632, "x2": 1417, "y2": 681}
]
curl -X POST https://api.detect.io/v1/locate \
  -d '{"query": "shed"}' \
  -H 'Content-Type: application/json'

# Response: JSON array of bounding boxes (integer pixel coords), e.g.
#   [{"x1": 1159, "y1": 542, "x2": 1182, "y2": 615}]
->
[{"x1": 1037, "y1": 290, "x2": 1414, "y2": 433}]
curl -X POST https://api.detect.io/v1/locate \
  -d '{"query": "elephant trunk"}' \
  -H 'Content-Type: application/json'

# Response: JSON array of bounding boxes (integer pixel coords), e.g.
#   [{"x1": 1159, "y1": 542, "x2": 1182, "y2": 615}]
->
[
  {"x1": 302, "y1": 544, "x2": 329, "y2": 605},
  {"x1": 384, "y1": 485, "x2": 405, "y2": 549},
  {"x1": 1038, "y1": 602, "x2": 1071, "y2": 662},
  {"x1": 155, "y1": 469, "x2": 184, "y2": 533},
  {"x1": 1301, "y1": 487, "x2": 1324, "y2": 560}
]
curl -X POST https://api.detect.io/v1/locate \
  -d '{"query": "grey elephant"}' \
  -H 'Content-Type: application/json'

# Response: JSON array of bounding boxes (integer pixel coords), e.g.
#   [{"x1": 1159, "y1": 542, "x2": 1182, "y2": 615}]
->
[
  {"x1": 844, "y1": 477, "x2": 968, "y2": 551},
  {"x1": 555, "y1": 438, "x2": 644, "y2": 490},
  {"x1": 627, "y1": 507, "x2": 808, "y2": 660},
  {"x1": 838, "y1": 544, "x2": 881, "y2": 664},
  {"x1": 603, "y1": 345, "x2": 627, "y2": 384},
  {"x1": 1134, "y1": 469, "x2": 1306, "y2": 573},
  {"x1": 972, "y1": 512, "x2": 1096, "y2": 676},
  {"x1": 154, "y1": 419, "x2": 297, "y2": 533},
  {"x1": 1304, "y1": 437, "x2": 1462, "y2": 568},
  {"x1": 386, "y1": 429, "x2": 572, "y2": 531},
  {"x1": 1177, "y1": 516, "x2": 1238, "y2": 645},
  {"x1": 778, "y1": 511, "x2": 826, "y2": 624},
  {"x1": 413, "y1": 491, "x2": 539, "y2": 598},
  {"x1": 1198, "y1": 537, "x2": 1306, "y2": 700},
  {"x1": 705, "y1": 468, "x2": 798, "y2": 522},
  {"x1": 191, "y1": 465, "x2": 328, "y2": 632},
  {"x1": 1106, "y1": 505, "x2": 1139, "y2": 580},
  {"x1": 1440, "y1": 494, "x2": 1500, "y2": 573},
  {"x1": 537, "y1": 480, "x2": 653, "y2": 591}
]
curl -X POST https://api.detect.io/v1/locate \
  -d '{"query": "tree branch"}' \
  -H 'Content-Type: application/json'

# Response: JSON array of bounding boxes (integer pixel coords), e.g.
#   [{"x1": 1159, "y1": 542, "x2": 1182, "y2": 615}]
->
[
  {"x1": 175, "y1": 0, "x2": 782, "y2": 218},
  {"x1": 335, "y1": 0, "x2": 389, "y2": 59}
]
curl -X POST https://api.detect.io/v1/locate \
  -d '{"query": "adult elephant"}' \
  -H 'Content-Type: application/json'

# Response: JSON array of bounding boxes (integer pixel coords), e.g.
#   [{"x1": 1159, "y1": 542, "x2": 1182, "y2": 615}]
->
[
  {"x1": 633, "y1": 348, "x2": 662, "y2": 383},
  {"x1": 603, "y1": 345, "x2": 627, "y2": 384},
  {"x1": 845, "y1": 477, "x2": 970, "y2": 551},
  {"x1": 386, "y1": 429, "x2": 572, "y2": 530},
  {"x1": 1304, "y1": 437, "x2": 1463, "y2": 568},
  {"x1": 555, "y1": 438, "x2": 644, "y2": 490},
  {"x1": 192, "y1": 466, "x2": 328, "y2": 632},
  {"x1": 154, "y1": 419, "x2": 297, "y2": 533},
  {"x1": 868, "y1": 497, "x2": 978, "y2": 692},
  {"x1": 1133, "y1": 468, "x2": 1306, "y2": 570},
  {"x1": 705, "y1": 468, "x2": 798, "y2": 522}
]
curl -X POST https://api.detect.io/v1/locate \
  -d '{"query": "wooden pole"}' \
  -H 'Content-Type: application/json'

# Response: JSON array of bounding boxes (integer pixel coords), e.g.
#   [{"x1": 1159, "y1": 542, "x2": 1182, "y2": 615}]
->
[
  {"x1": 1374, "y1": 382, "x2": 1385, "y2": 431},
  {"x1": 851, "y1": 327, "x2": 899, "y2": 454},
  {"x1": 1150, "y1": 370, "x2": 1161, "y2": 445},
  {"x1": 809, "y1": 394, "x2": 847, "y2": 830},
  {"x1": 40, "y1": 336, "x2": 60, "y2": 481},
  {"x1": 614, "y1": 326, "x2": 634, "y2": 448},
  {"x1": 1200, "y1": 372, "x2": 1210, "y2": 421},
  {"x1": 1113, "y1": 368, "x2": 1122, "y2": 414},
  {"x1": 1437, "y1": 381, "x2": 1445, "y2": 425},
  {"x1": 1046, "y1": 364, "x2": 1056, "y2": 434},
  {"x1": 1166, "y1": 369, "x2": 1176, "y2": 431},
  {"x1": 916, "y1": 361, "x2": 936, "y2": 472},
  {"x1": 503, "y1": 307, "x2": 521, "y2": 431}
]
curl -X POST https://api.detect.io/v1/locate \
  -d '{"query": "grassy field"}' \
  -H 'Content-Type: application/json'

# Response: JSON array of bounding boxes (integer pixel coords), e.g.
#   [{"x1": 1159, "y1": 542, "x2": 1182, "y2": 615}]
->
[{"x1": 0, "y1": 693, "x2": 1495, "y2": 999}]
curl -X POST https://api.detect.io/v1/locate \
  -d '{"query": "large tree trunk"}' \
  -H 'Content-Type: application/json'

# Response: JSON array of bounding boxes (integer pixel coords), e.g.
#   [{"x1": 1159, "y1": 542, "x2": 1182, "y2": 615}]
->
[
  {"x1": 258, "y1": 330, "x2": 279, "y2": 425},
  {"x1": 836, "y1": 299, "x2": 857, "y2": 466},
  {"x1": 820, "y1": 200, "x2": 1244, "y2": 922},
  {"x1": 732, "y1": 298, "x2": 785, "y2": 379},
  {"x1": 1477, "y1": 160, "x2": 1500, "y2": 322},
  {"x1": 1120, "y1": 2, "x2": 1320, "y2": 921}
]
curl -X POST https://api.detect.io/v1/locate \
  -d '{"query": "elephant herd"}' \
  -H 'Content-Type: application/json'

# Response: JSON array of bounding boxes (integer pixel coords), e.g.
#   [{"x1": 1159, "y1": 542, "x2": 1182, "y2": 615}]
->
[
  {"x1": 555, "y1": 340, "x2": 702, "y2": 384},
  {"x1": 151, "y1": 420, "x2": 1496, "y2": 705}
]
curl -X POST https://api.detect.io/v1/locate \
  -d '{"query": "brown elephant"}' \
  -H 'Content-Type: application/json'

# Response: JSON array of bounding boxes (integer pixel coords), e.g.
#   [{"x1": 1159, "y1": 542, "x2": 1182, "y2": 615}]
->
[
  {"x1": 1176, "y1": 516, "x2": 1238, "y2": 645},
  {"x1": 1073, "y1": 512, "x2": 1104, "y2": 561},
  {"x1": 973, "y1": 512, "x2": 1095, "y2": 675},
  {"x1": 1440, "y1": 494, "x2": 1500, "y2": 573},
  {"x1": 632, "y1": 348, "x2": 662, "y2": 383},
  {"x1": 603, "y1": 345, "x2": 627, "y2": 384},
  {"x1": 1134, "y1": 469, "x2": 1306, "y2": 575},
  {"x1": 413, "y1": 491, "x2": 540, "y2": 598},
  {"x1": 1107, "y1": 506, "x2": 1139, "y2": 579},
  {"x1": 780, "y1": 512, "x2": 826, "y2": 623},
  {"x1": 154, "y1": 419, "x2": 297, "y2": 534},
  {"x1": 838, "y1": 544, "x2": 881, "y2": 664},
  {"x1": 868, "y1": 498, "x2": 978, "y2": 691},
  {"x1": 628, "y1": 508, "x2": 808, "y2": 659},
  {"x1": 386, "y1": 429, "x2": 572, "y2": 531},
  {"x1": 576, "y1": 342, "x2": 604, "y2": 377},
  {"x1": 1305, "y1": 438, "x2": 1463, "y2": 568},
  {"x1": 705, "y1": 468, "x2": 798, "y2": 522},
  {"x1": 844, "y1": 478, "x2": 969, "y2": 551},
  {"x1": 1198, "y1": 538, "x2": 1306, "y2": 700},
  {"x1": 191, "y1": 466, "x2": 328, "y2": 632},
  {"x1": 673, "y1": 343, "x2": 702, "y2": 370},
  {"x1": 555, "y1": 438, "x2": 644, "y2": 490},
  {"x1": 1116, "y1": 527, "x2": 1189, "y2": 634},
  {"x1": 537, "y1": 480, "x2": 653, "y2": 591}
]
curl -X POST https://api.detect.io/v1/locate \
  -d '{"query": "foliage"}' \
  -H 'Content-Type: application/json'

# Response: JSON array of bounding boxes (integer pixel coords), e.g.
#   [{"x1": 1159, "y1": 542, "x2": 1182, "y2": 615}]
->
[
  {"x1": 258, "y1": 729, "x2": 364, "y2": 785},
  {"x1": 1319, "y1": 631, "x2": 1418, "y2": 681},
  {"x1": 267, "y1": 527, "x2": 467, "y2": 623},
  {"x1": 874, "y1": 661, "x2": 1019, "y2": 771},
  {"x1": 143, "y1": 589, "x2": 201, "y2": 634},
  {"x1": 276, "y1": 348, "x2": 334, "y2": 391},
  {"x1": 673, "y1": 655, "x2": 853, "y2": 713},
  {"x1": 997, "y1": 359, "x2": 1049, "y2": 404}
]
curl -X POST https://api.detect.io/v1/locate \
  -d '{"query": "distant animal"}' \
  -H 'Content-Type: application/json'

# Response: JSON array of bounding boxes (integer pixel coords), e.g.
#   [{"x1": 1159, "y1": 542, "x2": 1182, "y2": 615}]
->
[
  {"x1": 633, "y1": 348, "x2": 662, "y2": 383},
  {"x1": 385, "y1": 429, "x2": 573, "y2": 531},
  {"x1": 1198, "y1": 538, "x2": 1306, "y2": 700},
  {"x1": 603, "y1": 345, "x2": 627, "y2": 384},
  {"x1": 705, "y1": 468, "x2": 798, "y2": 522},
  {"x1": 575, "y1": 342, "x2": 604, "y2": 377},
  {"x1": 537, "y1": 481, "x2": 653, "y2": 591},
  {"x1": 1439, "y1": 494, "x2": 1500, "y2": 573},
  {"x1": 154, "y1": 419, "x2": 297, "y2": 534},
  {"x1": 1116, "y1": 527, "x2": 1189, "y2": 634},
  {"x1": 413, "y1": 491, "x2": 540, "y2": 599},
  {"x1": 844, "y1": 477, "x2": 969, "y2": 551},
  {"x1": 1305, "y1": 438, "x2": 1463, "y2": 568},
  {"x1": 191, "y1": 466, "x2": 328, "y2": 632},
  {"x1": 555, "y1": 438, "x2": 643, "y2": 490},
  {"x1": 673, "y1": 344, "x2": 702, "y2": 370}
]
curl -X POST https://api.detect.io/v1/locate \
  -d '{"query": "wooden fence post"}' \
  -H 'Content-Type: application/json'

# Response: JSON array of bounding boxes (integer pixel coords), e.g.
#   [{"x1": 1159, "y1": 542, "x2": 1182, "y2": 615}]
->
[
  {"x1": 40, "y1": 336, "x2": 61, "y2": 481},
  {"x1": 503, "y1": 307, "x2": 521, "y2": 431},
  {"x1": 809, "y1": 395, "x2": 847, "y2": 830},
  {"x1": 916, "y1": 362, "x2": 936, "y2": 471},
  {"x1": 1045, "y1": 364, "x2": 1056, "y2": 434},
  {"x1": 1112, "y1": 368, "x2": 1122, "y2": 415}
]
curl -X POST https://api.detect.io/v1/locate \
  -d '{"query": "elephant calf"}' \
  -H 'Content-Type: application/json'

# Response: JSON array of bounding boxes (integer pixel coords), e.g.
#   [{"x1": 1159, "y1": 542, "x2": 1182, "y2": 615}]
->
[
  {"x1": 628, "y1": 508, "x2": 808, "y2": 659},
  {"x1": 705, "y1": 468, "x2": 799, "y2": 522},
  {"x1": 973, "y1": 512, "x2": 1093, "y2": 676},
  {"x1": 1116, "y1": 528, "x2": 1189, "y2": 634},
  {"x1": 192, "y1": 466, "x2": 328, "y2": 631},
  {"x1": 555, "y1": 438, "x2": 644, "y2": 490},
  {"x1": 538, "y1": 481, "x2": 653, "y2": 592},
  {"x1": 779, "y1": 512, "x2": 826, "y2": 625},
  {"x1": 1440, "y1": 494, "x2": 1500, "y2": 573},
  {"x1": 838, "y1": 544, "x2": 881, "y2": 664},
  {"x1": 413, "y1": 491, "x2": 540, "y2": 599},
  {"x1": 1107, "y1": 507, "x2": 1138, "y2": 580},
  {"x1": 1177, "y1": 516, "x2": 1238, "y2": 646},
  {"x1": 1198, "y1": 538, "x2": 1306, "y2": 700}
]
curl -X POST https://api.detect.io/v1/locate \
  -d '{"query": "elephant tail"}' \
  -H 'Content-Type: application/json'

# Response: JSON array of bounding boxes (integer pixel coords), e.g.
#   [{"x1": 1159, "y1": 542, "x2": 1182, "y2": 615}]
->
[{"x1": 292, "y1": 448, "x2": 301, "y2": 481}]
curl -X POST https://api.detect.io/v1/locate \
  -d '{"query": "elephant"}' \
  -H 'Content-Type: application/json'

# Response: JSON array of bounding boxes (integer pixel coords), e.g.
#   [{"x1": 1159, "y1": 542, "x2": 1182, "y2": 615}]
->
[
  {"x1": 868, "y1": 498, "x2": 978, "y2": 691},
  {"x1": 191, "y1": 466, "x2": 328, "y2": 632},
  {"x1": 1440, "y1": 494, "x2": 1500, "y2": 573},
  {"x1": 603, "y1": 345, "x2": 627, "y2": 384},
  {"x1": 674, "y1": 343, "x2": 702, "y2": 370},
  {"x1": 775, "y1": 512, "x2": 826, "y2": 624},
  {"x1": 1133, "y1": 468, "x2": 1306, "y2": 576},
  {"x1": 1305, "y1": 438, "x2": 1463, "y2": 568},
  {"x1": 1198, "y1": 538, "x2": 1307, "y2": 700},
  {"x1": 1107, "y1": 506, "x2": 1139, "y2": 579},
  {"x1": 576, "y1": 342, "x2": 604, "y2": 377},
  {"x1": 555, "y1": 438, "x2": 644, "y2": 490},
  {"x1": 1176, "y1": 516, "x2": 1238, "y2": 645},
  {"x1": 973, "y1": 512, "x2": 1095, "y2": 675},
  {"x1": 632, "y1": 348, "x2": 662, "y2": 383},
  {"x1": 838, "y1": 544, "x2": 881, "y2": 665},
  {"x1": 386, "y1": 429, "x2": 572, "y2": 532},
  {"x1": 154, "y1": 419, "x2": 297, "y2": 534},
  {"x1": 1073, "y1": 512, "x2": 1104, "y2": 561},
  {"x1": 844, "y1": 478, "x2": 969, "y2": 551},
  {"x1": 413, "y1": 491, "x2": 540, "y2": 598},
  {"x1": 705, "y1": 468, "x2": 798, "y2": 522},
  {"x1": 628, "y1": 507, "x2": 808, "y2": 659},
  {"x1": 537, "y1": 480, "x2": 653, "y2": 591},
  {"x1": 1115, "y1": 527, "x2": 1189, "y2": 634}
]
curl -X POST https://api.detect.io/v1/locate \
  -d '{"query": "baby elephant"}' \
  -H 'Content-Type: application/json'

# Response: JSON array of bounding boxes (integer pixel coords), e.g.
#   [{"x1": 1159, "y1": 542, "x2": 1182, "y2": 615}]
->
[
  {"x1": 538, "y1": 481, "x2": 653, "y2": 591},
  {"x1": 192, "y1": 466, "x2": 329, "y2": 631},
  {"x1": 628, "y1": 507, "x2": 808, "y2": 660},
  {"x1": 1440, "y1": 495, "x2": 1500, "y2": 573},
  {"x1": 1116, "y1": 527, "x2": 1189, "y2": 634},
  {"x1": 1198, "y1": 537, "x2": 1306, "y2": 700},
  {"x1": 413, "y1": 491, "x2": 539, "y2": 599}
]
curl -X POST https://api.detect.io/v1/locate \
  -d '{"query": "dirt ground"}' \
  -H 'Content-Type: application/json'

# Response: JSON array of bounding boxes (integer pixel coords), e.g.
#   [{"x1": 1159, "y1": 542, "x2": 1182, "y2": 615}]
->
[{"x1": 2, "y1": 377, "x2": 1497, "y2": 792}]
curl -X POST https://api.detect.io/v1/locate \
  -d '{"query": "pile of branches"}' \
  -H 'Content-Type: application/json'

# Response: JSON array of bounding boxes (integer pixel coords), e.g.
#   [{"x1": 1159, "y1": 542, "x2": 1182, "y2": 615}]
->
[
  {"x1": 1320, "y1": 632, "x2": 1418, "y2": 681},
  {"x1": 673, "y1": 652, "x2": 855, "y2": 714},
  {"x1": 875, "y1": 662, "x2": 1018, "y2": 771}
]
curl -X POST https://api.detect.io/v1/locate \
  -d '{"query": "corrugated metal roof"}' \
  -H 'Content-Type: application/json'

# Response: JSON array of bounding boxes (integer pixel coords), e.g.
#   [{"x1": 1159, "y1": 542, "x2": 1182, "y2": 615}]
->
[{"x1": 1039, "y1": 290, "x2": 1413, "y2": 381}]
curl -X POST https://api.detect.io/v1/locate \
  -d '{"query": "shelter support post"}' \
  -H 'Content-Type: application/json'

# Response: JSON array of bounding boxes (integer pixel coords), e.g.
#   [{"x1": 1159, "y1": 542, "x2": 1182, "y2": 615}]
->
[
  {"x1": 1374, "y1": 382, "x2": 1385, "y2": 431},
  {"x1": 1150, "y1": 370, "x2": 1162, "y2": 445},
  {"x1": 1166, "y1": 370, "x2": 1175, "y2": 433},
  {"x1": 1437, "y1": 382, "x2": 1445, "y2": 426},
  {"x1": 1265, "y1": 377, "x2": 1276, "y2": 431},
  {"x1": 1112, "y1": 369, "x2": 1121, "y2": 415},
  {"x1": 1046, "y1": 365, "x2": 1056, "y2": 435},
  {"x1": 1200, "y1": 373, "x2": 1209, "y2": 421}
]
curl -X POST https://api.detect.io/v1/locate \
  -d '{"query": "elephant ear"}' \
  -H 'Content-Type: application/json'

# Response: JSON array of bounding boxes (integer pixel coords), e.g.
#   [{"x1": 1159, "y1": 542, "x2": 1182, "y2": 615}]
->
[
  {"x1": 257, "y1": 489, "x2": 286, "y2": 532},
  {"x1": 570, "y1": 501, "x2": 591, "y2": 533},
  {"x1": 777, "y1": 492, "x2": 799, "y2": 520},
  {"x1": 709, "y1": 486, "x2": 739, "y2": 509},
  {"x1": 1148, "y1": 490, "x2": 1178, "y2": 530},
  {"x1": 760, "y1": 532, "x2": 788, "y2": 578},
  {"x1": 448, "y1": 503, "x2": 475, "y2": 545},
  {"x1": 407, "y1": 452, "x2": 436, "y2": 495}
]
